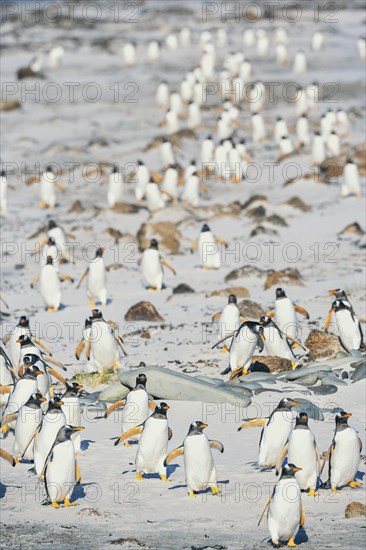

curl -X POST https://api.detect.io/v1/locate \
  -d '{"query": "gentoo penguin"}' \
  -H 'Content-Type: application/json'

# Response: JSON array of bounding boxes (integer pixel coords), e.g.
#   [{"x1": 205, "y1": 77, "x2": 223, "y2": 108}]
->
[
  {"x1": 312, "y1": 31, "x2": 324, "y2": 52},
  {"x1": 212, "y1": 295, "x2": 243, "y2": 353},
  {"x1": 15, "y1": 334, "x2": 65, "y2": 377},
  {"x1": 296, "y1": 113, "x2": 310, "y2": 146},
  {"x1": 75, "y1": 317, "x2": 92, "y2": 361},
  {"x1": 2, "y1": 316, "x2": 37, "y2": 369},
  {"x1": 103, "y1": 374, "x2": 155, "y2": 446},
  {"x1": 1, "y1": 364, "x2": 43, "y2": 433},
  {"x1": 48, "y1": 46, "x2": 64, "y2": 69},
  {"x1": 259, "y1": 316, "x2": 302, "y2": 363},
  {"x1": 170, "y1": 91, "x2": 183, "y2": 115},
  {"x1": 324, "y1": 411, "x2": 362, "y2": 492},
  {"x1": 46, "y1": 220, "x2": 73, "y2": 263},
  {"x1": 326, "y1": 130, "x2": 340, "y2": 157},
  {"x1": 274, "y1": 118, "x2": 289, "y2": 145},
  {"x1": 324, "y1": 300, "x2": 364, "y2": 352},
  {"x1": 201, "y1": 135, "x2": 215, "y2": 167},
  {"x1": 276, "y1": 43, "x2": 288, "y2": 65},
  {"x1": 13, "y1": 392, "x2": 46, "y2": 462},
  {"x1": 328, "y1": 288, "x2": 354, "y2": 310},
  {"x1": 266, "y1": 288, "x2": 309, "y2": 342},
  {"x1": 135, "y1": 160, "x2": 149, "y2": 202},
  {"x1": 164, "y1": 421, "x2": 223, "y2": 497},
  {"x1": 159, "y1": 137, "x2": 175, "y2": 168},
  {"x1": 187, "y1": 101, "x2": 202, "y2": 130},
  {"x1": 182, "y1": 171, "x2": 200, "y2": 207},
  {"x1": 276, "y1": 413, "x2": 320, "y2": 496},
  {"x1": 31, "y1": 256, "x2": 73, "y2": 311},
  {"x1": 108, "y1": 164, "x2": 124, "y2": 207},
  {"x1": 83, "y1": 309, "x2": 126, "y2": 372},
  {"x1": 166, "y1": 33, "x2": 178, "y2": 51},
  {"x1": 312, "y1": 131, "x2": 326, "y2": 165},
  {"x1": 243, "y1": 29, "x2": 255, "y2": 47},
  {"x1": 214, "y1": 321, "x2": 265, "y2": 379},
  {"x1": 61, "y1": 382, "x2": 84, "y2": 454},
  {"x1": 156, "y1": 82, "x2": 170, "y2": 108},
  {"x1": 123, "y1": 41, "x2": 136, "y2": 65},
  {"x1": 145, "y1": 178, "x2": 166, "y2": 212},
  {"x1": 184, "y1": 159, "x2": 197, "y2": 182},
  {"x1": 0, "y1": 347, "x2": 16, "y2": 406},
  {"x1": 357, "y1": 36, "x2": 366, "y2": 59},
  {"x1": 165, "y1": 109, "x2": 179, "y2": 135},
  {"x1": 0, "y1": 448, "x2": 16, "y2": 467},
  {"x1": 238, "y1": 398, "x2": 301, "y2": 469},
  {"x1": 77, "y1": 247, "x2": 107, "y2": 307},
  {"x1": 147, "y1": 40, "x2": 160, "y2": 62},
  {"x1": 275, "y1": 27, "x2": 288, "y2": 45},
  {"x1": 293, "y1": 50, "x2": 307, "y2": 74},
  {"x1": 161, "y1": 164, "x2": 179, "y2": 202},
  {"x1": 336, "y1": 109, "x2": 349, "y2": 135},
  {"x1": 114, "y1": 402, "x2": 172, "y2": 481},
  {"x1": 20, "y1": 354, "x2": 56, "y2": 401},
  {"x1": 256, "y1": 30, "x2": 269, "y2": 57},
  {"x1": 0, "y1": 170, "x2": 7, "y2": 216},
  {"x1": 181, "y1": 78, "x2": 193, "y2": 103},
  {"x1": 17, "y1": 56, "x2": 44, "y2": 79},
  {"x1": 39, "y1": 166, "x2": 64, "y2": 209},
  {"x1": 279, "y1": 135, "x2": 294, "y2": 158},
  {"x1": 40, "y1": 237, "x2": 61, "y2": 271},
  {"x1": 33, "y1": 395, "x2": 66, "y2": 477},
  {"x1": 251, "y1": 112, "x2": 266, "y2": 142},
  {"x1": 295, "y1": 87, "x2": 308, "y2": 117},
  {"x1": 341, "y1": 159, "x2": 362, "y2": 198},
  {"x1": 260, "y1": 463, "x2": 304, "y2": 548},
  {"x1": 191, "y1": 224, "x2": 224, "y2": 270},
  {"x1": 141, "y1": 239, "x2": 176, "y2": 291},
  {"x1": 179, "y1": 27, "x2": 191, "y2": 46},
  {"x1": 43, "y1": 424, "x2": 84, "y2": 508}
]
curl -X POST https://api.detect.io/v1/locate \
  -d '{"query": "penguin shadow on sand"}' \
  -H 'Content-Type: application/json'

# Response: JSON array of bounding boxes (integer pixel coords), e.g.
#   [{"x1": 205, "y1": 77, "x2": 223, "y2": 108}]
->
[
  {"x1": 0, "y1": 482, "x2": 6, "y2": 499},
  {"x1": 80, "y1": 439, "x2": 95, "y2": 451},
  {"x1": 168, "y1": 477, "x2": 229, "y2": 493},
  {"x1": 72, "y1": 481, "x2": 98, "y2": 501}
]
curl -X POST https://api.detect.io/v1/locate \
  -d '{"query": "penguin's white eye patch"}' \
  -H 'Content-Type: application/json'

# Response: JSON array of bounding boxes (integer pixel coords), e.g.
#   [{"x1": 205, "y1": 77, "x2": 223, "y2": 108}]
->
[{"x1": 192, "y1": 421, "x2": 198, "y2": 428}]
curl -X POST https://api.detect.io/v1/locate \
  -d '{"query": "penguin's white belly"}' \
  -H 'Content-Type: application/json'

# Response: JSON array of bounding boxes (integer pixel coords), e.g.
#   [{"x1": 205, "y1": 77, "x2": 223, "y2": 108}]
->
[
  {"x1": 287, "y1": 430, "x2": 318, "y2": 490},
  {"x1": 331, "y1": 429, "x2": 360, "y2": 487},
  {"x1": 48, "y1": 227, "x2": 66, "y2": 254},
  {"x1": 263, "y1": 327, "x2": 294, "y2": 360},
  {"x1": 335, "y1": 310, "x2": 361, "y2": 352},
  {"x1": 268, "y1": 478, "x2": 301, "y2": 541},
  {"x1": 182, "y1": 179, "x2": 199, "y2": 206},
  {"x1": 0, "y1": 358, "x2": 13, "y2": 405},
  {"x1": 136, "y1": 419, "x2": 167, "y2": 474},
  {"x1": 40, "y1": 180, "x2": 56, "y2": 206},
  {"x1": 87, "y1": 262, "x2": 106, "y2": 301},
  {"x1": 219, "y1": 306, "x2": 240, "y2": 348},
  {"x1": 275, "y1": 299, "x2": 298, "y2": 339},
  {"x1": 13, "y1": 405, "x2": 43, "y2": 460},
  {"x1": 108, "y1": 179, "x2": 123, "y2": 207},
  {"x1": 229, "y1": 327, "x2": 257, "y2": 370},
  {"x1": 40, "y1": 267, "x2": 61, "y2": 308},
  {"x1": 259, "y1": 412, "x2": 294, "y2": 467},
  {"x1": 90, "y1": 325, "x2": 118, "y2": 371},
  {"x1": 46, "y1": 440, "x2": 75, "y2": 501},
  {"x1": 8, "y1": 332, "x2": 23, "y2": 368},
  {"x1": 62, "y1": 398, "x2": 82, "y2": 453},
  {"x1": 141, "y1": 250, "x2": 163, "y2": 289},
  {"x1": 3, "y1": 379, "x2": 37, "y2": 427},
  {"x1": 184, "y1": 435, "x2": 216, "y2": 491},
  {"x1": 42, "y1": 245, "x2": 60, "y2": 271},
  {"x1": 36, "y1": 372, "x2": 50, "y2": 400},
  {"x1": 162, "y1": 175, "x2": 178, "y2": 198},
  {"x1": 146, "y1": 185, "x2": 165, "y2": 211},
  {"x1": 198, "y1": 233, "x2": 220, "y2": 269},
  {"x1": 122, "y1": 390, "x2": 149, "y2": 436},
  {"x1": 34, "y1": 411, "x2": 66, "y2": 476}
]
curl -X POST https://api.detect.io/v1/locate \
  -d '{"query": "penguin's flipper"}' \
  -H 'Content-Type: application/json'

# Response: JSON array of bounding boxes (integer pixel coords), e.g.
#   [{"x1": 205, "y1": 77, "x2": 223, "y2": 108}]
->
[
  {"x1": 281, "y1": 333, "x2": 307, "y2": 351},
  {"x1": 33, "y1": 238, "x2": 47, "y2": 254},
  {"x1": 0, "y1": 448, "x2": 16, "y2": 467},
  {"x1": 257, "y1": 495, "x2": 272, "y2": 526},
  {"x1": 294, "y1": 304, "x2": 310, "y2": 319},
  {"x1": 2, "y1": 333, "x2": 11, "y2": 344},
  {"x1": 300, "y1": 503, "x2": 305, "y2": 528},
  {"x1": 76, "y1": 268, "x2": 89, "y2": 290},
  {"x1": 55, "y1": 181, "x2": 65, "y2": 193},
  {"x1": 209, "y1": 440, "x2": 224, "y2": 453},
  {"x1": 215, "y1": 236, "x2": 227, "y2": 247},
  {"x1": 168, "y1": 427, "x2": 173, "y2": 440},
  {"x1": 324, "y1": 308, "x2": 334, "y2": 332},
  {"x1": 256, "y1": 333, "x2": 265, "y2": 353},
  {"x1": 114, "y1": 334, "x2": 128, "y2": 356},
  {"x1": 114, "y1": 425, "x2": 143, "y2": 446},
  {"x1": 212, "y1": 312, "x2": 221, "y2": 322},
  {"x1": 103, "y1": 400, "x2": 126, "y2": 419},
  {"x1": 212, "y1": 332, "x2": 237, "y2": 349},
  {"x1": 191, "y1": 239, "x2": 198, "y2": 253},
  {"x1": 148, "y1": 400, "x2": 156, "y2": 411},
  {"x1": 47, "y1": 367, "x2": 67, "y2": 386},
  {"x1": 21, "y1": 425, "x2": 41, "y2": 459},
  {"x1": 58, "y1": 273, "x2": 74, "y2": 283},
  {"x1": 42, "y1": 355, "x2": 66, "y2": 371},
  {"x1": 33, "y1": 337, "x2": 52, "y2": 355},
  {"x1": 238, "y1": 418, "x2": 268, "y2": 431},
  {"x1": 85, "y1": 338, "x2": 91, "y2": 361},
  {"x1": 320, "y1": 444, "x2": 333, "y2": 476},
  {"x1": 0, "y1": 295, "x2": 9, "y2": 309},
  {"x1": 1, "y1": 413, "x2": 18, "y2": 426},
  {"x1": 30, "y1": 274, "x2": 40, "y2": 288},
  {"x1": 359, "y1": 437, "x2": 363, "y2": 453},
  {"x1": 164, "y1": 446, "x2": 184, "y2": 466},
  {"x1": 239, "y1": 316, "x2": 249, "y2": 323},
  {"x1": 275, "y1": 443, "x2": 288, "y2": 475},
  {"x1": 75, "y1": 339, "x2": 85, "y2": 360},
  {"x1": 266, "y1": 310, "x2": 275, "y2": 318},
  {"x1": 220, "y1": 366, "x2": 231, "y2": 375},
  {"x1": 161, "y1": 259, "x2": 176, "y2": 275}
]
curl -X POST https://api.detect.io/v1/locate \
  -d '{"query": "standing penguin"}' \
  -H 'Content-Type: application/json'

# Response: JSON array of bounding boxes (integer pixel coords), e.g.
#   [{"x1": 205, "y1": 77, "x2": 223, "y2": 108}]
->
[
  {"x1": 141, "y1": 239, "x2": 176, "y2": 291},
  {"x1": 0, "y1": 170, "x2": 8, "y2": 216},
  {"x1": 107, "y1": 164, "x2": 124, "y2": 207},
  {"x1": 182, "y1": 171, "x2": 200, "y2": 207},
  {"x1": 33, "y1": 396, "x2": 66, "y2": 477},
  {"x1": 145, "y1": 178, "x2": 166, "y2": 212},
  {"x1": 75, "y1": 317, "x2": 92, "y2": 361},
  {"x1": 40, "y1": 237, "x2": 61, "y2": 271},
  {"x1": 164, "y1": 421, "x2": 223, "y2": 497},
  {"x1": 114, "y1": 402, "x2": 172, "y2": 482},
  {"x1": 46, "y1": 220, "x2": 74, "y2": 263},
  {"x1": 61, "y1": 382, "x2": 84, "y2": 455},
  {"x1": 212, "y1": 295, "x2": 243, "y2": 353},
  {"x1": 161, "y1": 164, "x2": 179, "y2": 203},
  {"x1": 259, "y1": 463, "x2": 304, "y2": 548},
  {"x1": 77, "y1": 247, "x2": 107, "y2": 307},
  {"x1": 0, "y1": 347, "x2": 16, "y2": 407},
  {"x1": 43, "y1": 424, "x2": 84, "y2": 508},
  {"x1": 275, "y1": 412, "x2": 320, "y2": 496},
  {"x1": 83, "y1": 309, "x2": 126, "y2": 373},
  {"x1": 39, "y1": 166, "x2": 64, "y2": 209},
  {"x1": 341, "y1": 158, "x2": 362, "y2": 198},
  {"x1": 31, "y1": 256, "x2": 73, "y2": 312},
  {"x1": 191, "y1": 224, "x2": 225, "y2": 270},
  {"x1": 13, "y1": 392, "x2": 46, "y2": 462},
  {"x1": 16, "y1": 334, "x2": 65, "y2": 377},
  {"x1": 159, "y1": 137, "x2": 175, "y2": 168},
  {"x1": 325, "y1": 300, "x2": 364, "y2": 352},
  {"x1": 323, "y1": 411, "x2": 362, "y2": 492},
  {"x1": 213, "y1": 321, "x2": 265, "y2": 379},
  {"x1": 103, "y1": 374, "x2": 155, "y2": 446},
  {"x1": 259, "y1": 316, "x2": 303, "y2": 363},
  {"x1": 2, "y1": 316, "x2": 41, "y2": 369},
  {"x1": 135, "y1": 160, "x2": 149, "y2": 202},
  {"x1": 267, "y1": 288, "x2": 309, "y2": 342},
  {"x1": 238, "y1": 398, "x2": 301, "y2": 469}
]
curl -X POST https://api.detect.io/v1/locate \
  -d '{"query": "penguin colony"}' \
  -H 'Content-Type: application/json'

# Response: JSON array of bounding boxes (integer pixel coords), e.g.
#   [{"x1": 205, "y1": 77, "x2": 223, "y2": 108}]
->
[{"x1": 1, "y1": 5, "x2": 365, "y2": 549}]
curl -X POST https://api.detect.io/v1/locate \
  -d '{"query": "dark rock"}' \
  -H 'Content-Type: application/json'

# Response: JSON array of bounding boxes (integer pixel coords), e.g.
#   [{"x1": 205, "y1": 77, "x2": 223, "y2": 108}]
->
[
  {"x1": 264, "y1": 268, "x2": 304, "y2": 290},
  {"x1": 238, "y1": 300, "x2": 266, "y2": 319},
  {"x1": 250, "y1": 225, "x2": 278, "y2": 237},
  {"x1": 251, "y1": 355, "x2": 292, "y2": 373},
  {"x1": 68, "y1": 200, "x2": 84, "y2": 213},
  {"x1": 241, "y1": 195, "x2": 267, "y2": 210},
  {"x1": 311, "y1": 384, "x2": 338, "y2": 395},
  {"x1": 246, "y1": 205, "x2": 266, "y2": 219},
  {"x1": 137, "y1": 221, "x2": 181, "y2": 254},
  {"x1": 210, "y1": 287, "x2": 249, "y2": 298},
  {"x1": 112, "y1": 203, "x2": 142, "y2": 214},
  {"x1": 351, "y1": 362, "x2": 366, "y2": 382},
  {"x1": 125, "y1": 302, "x2": 164, "y2": 322},
  {"x1": 266, "y1": 214, "x2": 288, "y2": 227},
  {"x1": 345, "y1": 502, "x2": 366, "y2": 518},
  {"x1": 339, "y1": 222, "x2": 365, "y2": 236},
  {"x1": 305, "y1": 330, "x2": 344, "y2": 360},
  {"x1": 283, "y1": 197, "x2": 311, "y2": 212},
  {"x1": 225, "y1": 265, "x2": 266, "y2": 283}
]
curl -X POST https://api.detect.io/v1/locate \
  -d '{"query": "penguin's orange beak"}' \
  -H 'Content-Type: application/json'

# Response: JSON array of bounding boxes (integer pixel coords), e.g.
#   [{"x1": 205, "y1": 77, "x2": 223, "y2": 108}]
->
[
  {"x1": 290, "y1": 400, "x2": 301, "y2": 406},
  {"x1": 293, "y1": 467, "x2": 302, "y2": 472},
  {"x1": 35, "y1": 369, "x2": 44, "y2": 376},
  {"x1": 55, "y1": 400, "x2": 64, "y2": 406},
  {"x1": 71, "y1": 426, "x2": 85, "y2": 431},
  {"x1": 163, "y1": 405, "x2": 170, "y2": 410},
  {"x1": 16, "y1": 338, "x2": 22, "y2": 343},
  {"x1": 38, "y1": 397, "x2": 47, "y2": 403},
  {"x1": 328, "y1": 289, "x2": 337, "y2": 295},
  {"x1": 342, "y1": 412, "x2": 352, "y2": 418},
  {"x1": 201, "y1": 423, "x2": 208, "y2": 429}
]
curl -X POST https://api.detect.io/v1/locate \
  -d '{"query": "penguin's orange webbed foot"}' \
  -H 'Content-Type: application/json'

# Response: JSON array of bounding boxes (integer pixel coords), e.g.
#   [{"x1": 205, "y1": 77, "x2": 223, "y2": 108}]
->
[
  {"x1": 221, "y1": 347, "x2": 229, "y2": 353},
  {"x1": 211, "y1": 484, "x2": 220, "y2": 495},
  {"x1": 1, "y1": 425, "x2": 8, "y2": 434},
  {"x1": 188, "y1": 489, "x2": 196, "y2": 497},
  {"x1": 64, "y1": 498, "x2": 78, "y2": 507},
  {"x1": 88, "y1": 299, "x2": 96, "y2": 308},
  {"x1": 288, "y1": 539, "x2": 297, "y2": 548},
  {"x1": 40, "y1": 201, "x2": 47, "y2": 209},
  {"x1": 136, "y1": 472, "x2": 143, "y2": 481},
  {"x1": 52, "y1": 500, "x2": 61, "y2": 509},
  {"x1": 160, "y1": 474, "x2": 171, "y2": 482},
  {"x1": 307, "y1": 489, "x2": 318, "y2": 497},
  {"x1": 124, "y1": 441, "x2": 132, "y2": 447},
  {"x1": 348, "y1": 481, "x2": 361, "y2": 488},
  {"x1": 331, "y1": 487, "x2": 340, "y2": 493}
]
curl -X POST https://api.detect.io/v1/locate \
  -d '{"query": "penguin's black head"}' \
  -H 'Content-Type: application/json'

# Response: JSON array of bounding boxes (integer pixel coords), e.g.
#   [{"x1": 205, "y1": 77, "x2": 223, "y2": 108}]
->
[
  {"x1": 296, "y1": 412, "x2": 308, "y2": 426},
  {"x1": 149, "y1": 176, "x2": 156, "y2": 184},
  {"x1": 162, "y1": 136, "x2": 169, "y2": 143},
  {"x1": 259, "y1": 315, "x2": 271, "y2": 326},
  {"x1": 22, "y1": 364, "x2": 43, "y2": 379},
  {"x1": 281, "y1": 463, "x2": 302, "y2": 478},
  {"x1": 188, "y1": 420, "x2": 208, "y2": 436},
  {"x1": 240, "y1": 138, "x2": 246, "y2": 144},
  {"x1": 330, "y1": 130, "x2": 336, "y2": 135},
  {"x1": 190, "y1": 159, "x2": 196, "y2": 165},
  {"x1": 201, "y1": 223, "x2": 210, "y2": 233},
  {"x1": 228, "y1": 294, "x2": 237, "y2": 304},
  {"x1": 64, "y1": 382, "x2": 83, "y2": 397},
  {"x1": 48, "y1": 220, "x2": 57, "y2": 230},
  {"x1": 16, "y1": 334, "x2": 32, "y2": 347},
  {"x1": 276, "y1": 116, "x2": 283, "y2": 122},
  {"x1": 278, "y1": 397, "x2": 301, "y2": 410},
  {"x1": 23, "y1": 353, "x2": 40, "y2": 366},
  {"x1": 85, "y1": 318, "x2": 92, "y2": 328},
  {"x1": 91, "y1": 309, "x2": 102, "y2": 319},
  {"x1": 276, "y1": 287, "x2": 286, "y2": 299},
  {"x1": 155, "y1": 402, "x2": 169, "y2": 416},
  {"x1": 206, "y1": 134, "x2": 212, "y2": 140},
  {"x1": 281, "y1": 135, "x2": 288, "y2": 140},
  {"x1": 45, "y1": 166, "x2": 54, "y2": 173},
  {"x1": 346, "y1": 158, "x2": 354, "y2": 164},
  {"x1": 57, "y1": 424, "x2": 85, "y2": 443},
  {"x1": 47, "y1": 396, "x2": 64, "y2": 410},
  {"x1": 335, "y1": 410, "x2": 351, "y2": 425},
  {"x1": 96, "y1": 247, "x2": 105, "y2": 258},
  {"x1": 137, "y1": 159, "x2": 144, "y2": 166},
  {"x1": 47, "y1": 237, "x2": 56, "y2": 246},
  {"x1": 111, "y1": 164, "x2": 118, "y2": 174},
  {"x1": 18, "y1": 316, "x2": 29, "y2": 328},
  {"x1": 46, "y1": 255, "x2": 53, "y2": 265},
  {"x1": 26, "y1": 392, "x2": 47, "y2": 407},
  {"x1": 136, "y1": 373, "x2": 147, "y2": 388},
  {"x1": 315, "y1": 130, "x2": 321, "y2": 136},
  {"x1": 150, "y1": 238, "x2": 158, "y2": 250},
  {"x1": 0, "y1": 170, "x2": 6, "y2": 177},
  {"x1": 329, "y1": 288, "x2": 347, "y2": 300}
]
